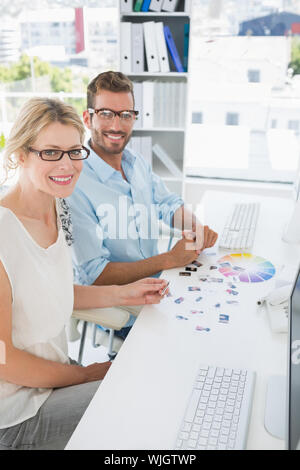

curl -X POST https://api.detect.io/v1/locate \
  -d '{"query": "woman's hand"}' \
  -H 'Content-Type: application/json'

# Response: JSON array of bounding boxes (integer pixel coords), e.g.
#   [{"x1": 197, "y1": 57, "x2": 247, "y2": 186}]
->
[
  {"x1": 83, "y1": 361, "x2": 112, "y2": 383},
  {"x1": 118, "y1": 278, "x2": 169, "y2": 306}
]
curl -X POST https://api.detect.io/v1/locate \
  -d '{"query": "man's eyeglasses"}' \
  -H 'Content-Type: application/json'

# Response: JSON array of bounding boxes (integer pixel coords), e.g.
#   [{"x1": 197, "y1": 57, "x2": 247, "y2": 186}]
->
[
  {"x1": 88, "y1": 108, "x2": 139, "y2": 122},
  {"x1": 28, "y1": 146, "x2": 90, "y2": 161}
]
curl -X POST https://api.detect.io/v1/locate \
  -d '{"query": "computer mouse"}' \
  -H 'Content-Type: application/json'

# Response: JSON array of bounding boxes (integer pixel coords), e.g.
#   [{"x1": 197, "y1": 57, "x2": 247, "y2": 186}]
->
[{"x1": 267, "y1": 284, "x2": 292, "y2": 307}]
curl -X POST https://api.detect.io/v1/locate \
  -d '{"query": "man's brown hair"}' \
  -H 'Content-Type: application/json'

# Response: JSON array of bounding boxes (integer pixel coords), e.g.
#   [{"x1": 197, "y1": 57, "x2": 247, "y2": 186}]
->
[{"x1": 87, "y1": 71, "x2": 135, "y2": 109}]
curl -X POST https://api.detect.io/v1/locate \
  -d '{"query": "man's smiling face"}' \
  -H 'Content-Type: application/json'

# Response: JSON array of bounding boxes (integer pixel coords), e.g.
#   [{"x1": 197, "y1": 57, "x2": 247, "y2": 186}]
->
[{"x1": 85, "y1": 89, "x2": 135, "y2": 158}]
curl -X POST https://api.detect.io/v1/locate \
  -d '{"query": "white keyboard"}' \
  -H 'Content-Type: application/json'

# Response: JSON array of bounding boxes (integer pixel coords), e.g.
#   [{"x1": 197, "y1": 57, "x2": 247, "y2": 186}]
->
[
  {"x1": 175, "y1": 365, "x2": 256, "y2": 450},
  {"x1": 219, "y1": 203, "x2": 260, "y2": 250}
]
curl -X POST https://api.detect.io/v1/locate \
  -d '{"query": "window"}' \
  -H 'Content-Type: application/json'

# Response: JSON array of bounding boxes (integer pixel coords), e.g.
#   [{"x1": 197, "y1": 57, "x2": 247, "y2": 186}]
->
[
  {"x1": 0, "y1": 2, "x2": 118, "y2": 134},
  {"x1": 186, "y1": 0, "x2": 300, "y2": 184},
  {"x1": 248, "y1": 69, "x2": 261, "y2": 83},
  {"x1": 271, "y1": 119, "x2": 277, "y2": 129},
  {"x1": 192, "y1": 112, "x2": 203, "y2": 124},
  {"x1": 288, "y1": 120, "x2": 300, "y2": 132},
  {"x1": 0, "y1": 2, "x2": 119, "y2": 189},
  {"x1": 226, "y1": 113, "x2": 239, "y2": 126}
]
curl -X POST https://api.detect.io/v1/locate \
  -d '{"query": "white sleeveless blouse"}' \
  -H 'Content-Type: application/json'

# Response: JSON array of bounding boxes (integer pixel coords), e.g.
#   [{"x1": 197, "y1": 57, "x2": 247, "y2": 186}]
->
[{"x1": 0, "y1": 201, "x2": 74, "y2": 428}]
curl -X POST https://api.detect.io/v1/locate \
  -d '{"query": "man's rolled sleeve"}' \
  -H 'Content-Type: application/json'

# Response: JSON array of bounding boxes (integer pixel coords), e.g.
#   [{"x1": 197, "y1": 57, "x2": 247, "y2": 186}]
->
[
  {"x1": 151, "y1": 171, "x2": 184, "y2": 227},
  {"x1": 73, "y1": 257, "x2": 110, "y2": 286}
]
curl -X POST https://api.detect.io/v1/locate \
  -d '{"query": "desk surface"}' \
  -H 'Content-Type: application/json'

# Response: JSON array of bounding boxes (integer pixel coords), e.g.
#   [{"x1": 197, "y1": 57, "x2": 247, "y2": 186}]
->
[{"x1": 66, "y1": 190, "x2": 300, "y2": 450}]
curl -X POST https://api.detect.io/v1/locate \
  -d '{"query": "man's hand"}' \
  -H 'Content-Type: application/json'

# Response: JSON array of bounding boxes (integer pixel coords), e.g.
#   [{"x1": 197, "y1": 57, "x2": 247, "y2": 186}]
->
[
  {"x1": 167, "y1": 237, "x2": 199, "y2": 268},
  {"x1": 187, "y1": 224, "x2": 218, "y2": 253},
  {"x1": 172, "y1": 206, "x2": 218, "y2": 254}
]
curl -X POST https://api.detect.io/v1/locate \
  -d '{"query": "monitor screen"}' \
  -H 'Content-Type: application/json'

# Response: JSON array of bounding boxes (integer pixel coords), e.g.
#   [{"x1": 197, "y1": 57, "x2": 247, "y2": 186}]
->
[{"x1": 289, "y1": 268, "x2": 300, "y2": 450}]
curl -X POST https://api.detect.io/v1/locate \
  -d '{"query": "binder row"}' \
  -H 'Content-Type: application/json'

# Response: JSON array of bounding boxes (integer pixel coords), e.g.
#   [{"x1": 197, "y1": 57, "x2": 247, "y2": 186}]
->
[
  {"x1": 133, "y1": 80, "x2": 186, "y2": 129},
  {"x1": 121, "y1": 0, "x2": 191, "y2": 13},
  {"x1": 120, "y1": 21, "x2": 189, "y2": 73}
]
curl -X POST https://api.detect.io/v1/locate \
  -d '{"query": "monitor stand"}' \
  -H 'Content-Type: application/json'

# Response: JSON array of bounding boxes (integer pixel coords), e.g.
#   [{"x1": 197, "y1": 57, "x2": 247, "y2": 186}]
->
[{"x1": 264, "y1": 375, "x2": 286, "y2": 440}]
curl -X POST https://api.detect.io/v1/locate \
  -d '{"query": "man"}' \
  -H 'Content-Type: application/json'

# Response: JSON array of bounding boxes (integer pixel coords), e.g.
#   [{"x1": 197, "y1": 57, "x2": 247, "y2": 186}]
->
[{"x1": 68, "y1": 71, "x2": 218, "y2": 338}]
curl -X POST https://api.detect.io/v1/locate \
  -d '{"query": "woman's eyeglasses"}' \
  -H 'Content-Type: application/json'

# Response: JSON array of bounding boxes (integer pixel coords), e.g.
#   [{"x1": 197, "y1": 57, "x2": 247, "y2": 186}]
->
[{"x1": 28, "y1": 146, "x2": 90, "y2": 161}]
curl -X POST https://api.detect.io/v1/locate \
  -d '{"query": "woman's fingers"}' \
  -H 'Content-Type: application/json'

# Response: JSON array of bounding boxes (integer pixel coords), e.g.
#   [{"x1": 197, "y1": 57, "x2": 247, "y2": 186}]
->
[
  {"x1": 144, "y1": 293, "x2": 165, "y2": 304},
  {"x1": 137, "y1": 277, "x2": 167, "y2": 286},
  {"x1": 139, "y1": 281, "x2": 169, "y2": 296},
  {"x1": 137, "y1": 278, "x2": 168, "y2": 292}
]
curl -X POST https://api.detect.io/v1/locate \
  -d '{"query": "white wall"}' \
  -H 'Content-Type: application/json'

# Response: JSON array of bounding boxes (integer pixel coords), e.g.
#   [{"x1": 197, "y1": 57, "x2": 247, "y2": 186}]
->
[{"x1": 183, "y1": 178, "x2": 293, "y2": 209}]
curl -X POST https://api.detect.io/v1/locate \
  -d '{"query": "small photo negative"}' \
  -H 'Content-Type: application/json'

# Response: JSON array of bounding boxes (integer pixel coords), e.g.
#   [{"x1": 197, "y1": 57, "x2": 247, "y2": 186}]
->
[
  {"x1": 226, "y1": 289, "x2": 239, "y2": 296},
  {"x1": 228, "y1": 282, "x2": 237, "y2": 289},
  {"x1": 219, "y1": 314, "x2": 230, "y2": 324},
  {"x1": 185, "y1": 266, "x2": 197, "y2": 272},
  {"x1": 195, "y1": 325, "x2": 211, "y2": 332},
  {"x1": 176, "y1": 314, "x2": 188, "y2": 320},
  {"x1": 192, "y1": 260, "x2": 203, "y2": 267}
]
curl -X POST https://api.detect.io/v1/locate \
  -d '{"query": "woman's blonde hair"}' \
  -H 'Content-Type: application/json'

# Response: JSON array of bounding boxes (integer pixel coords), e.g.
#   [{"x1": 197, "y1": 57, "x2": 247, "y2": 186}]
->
[{"x1": 2, "y1": 97, "x2": 85, "y2": 183}]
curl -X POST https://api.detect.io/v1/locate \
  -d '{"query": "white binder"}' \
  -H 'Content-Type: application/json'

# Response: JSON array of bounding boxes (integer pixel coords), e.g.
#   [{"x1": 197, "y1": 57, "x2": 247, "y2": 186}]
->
[
  {"x1": 153, "y1": 81, "x2": 161, "y2": 127},
  {"x1": 179, "y1": 81, "x2": 186, "y2": 127},
  {"x1": 155, "y1": 22, "x2": 170, "y2": 73},
  {"x1": 163, "y1": 80, "x2": 172, "y2": 127},
  {"x1": 120, "y1": 0, "x2": 133, "y2": 13},
  {"x1": 143, "y1": 22, "x2": 160, "y2": 73},
  {"x1": 120, "y1": 22, "x2": 132, "y2": 74},
  {"x1": 149, "y1": 0, "x2": 164, "y2": 12},
  {"x1": 133, "y1": 81, "x2": 143, "y2": 129},
  {"x1": 184, "y1": 0, "x2": 192, "y2": 13},
  {"x1": 131, "y1": 23, "x2": 145, "y2": 73},
  {"x1": 142, "y1": 81, "x2": 154, "y2": 128},
  {"x1": 158, "y1": 81, "x2": 165, "y2": 127},
  {"x1": 175, "y1": 81, "x2": 182, "y2": 128},
  {"x1": 169, "y1": 81, "x2": 176, "y2": 128},
  {"x1": 162, "y1": 0, "x2": 179, "y2": 12}
]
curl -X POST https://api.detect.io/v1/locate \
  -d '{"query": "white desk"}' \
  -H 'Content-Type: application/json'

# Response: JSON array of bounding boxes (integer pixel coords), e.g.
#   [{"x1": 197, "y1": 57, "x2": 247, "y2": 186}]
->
[{"x1": 66, "y1": 190, "x2": 300, "y2": 450}]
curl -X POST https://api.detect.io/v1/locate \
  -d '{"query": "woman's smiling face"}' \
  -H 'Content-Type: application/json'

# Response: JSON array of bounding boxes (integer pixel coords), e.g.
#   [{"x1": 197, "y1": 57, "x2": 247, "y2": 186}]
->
[{"x1": 20, "y1": 122, "x2": 84, "y2": 199}]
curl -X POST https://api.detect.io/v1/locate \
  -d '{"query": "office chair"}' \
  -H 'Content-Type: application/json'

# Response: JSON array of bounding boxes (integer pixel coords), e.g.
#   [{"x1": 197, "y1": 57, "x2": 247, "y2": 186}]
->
[{"x1": 71, "y1": 307, "x2": 130, "y2": 364}]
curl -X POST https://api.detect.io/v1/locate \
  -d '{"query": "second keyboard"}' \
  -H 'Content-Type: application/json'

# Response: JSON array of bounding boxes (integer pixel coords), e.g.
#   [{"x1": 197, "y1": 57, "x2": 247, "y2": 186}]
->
[{"x1": 219, "y1": 203, "x2": 260, "y2": 250}]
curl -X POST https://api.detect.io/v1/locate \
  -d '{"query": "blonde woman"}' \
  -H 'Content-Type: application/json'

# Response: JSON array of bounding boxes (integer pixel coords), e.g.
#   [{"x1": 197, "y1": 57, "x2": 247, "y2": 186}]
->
[{"x1": 0, "y1": 98, "x2": 168, "y2": 450}]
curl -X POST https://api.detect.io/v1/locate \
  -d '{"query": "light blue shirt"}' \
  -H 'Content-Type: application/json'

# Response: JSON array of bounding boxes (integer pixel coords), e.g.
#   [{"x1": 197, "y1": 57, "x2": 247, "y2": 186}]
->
[{"x1": 68, "y1": 143, "x2": 184, "y2": 285}]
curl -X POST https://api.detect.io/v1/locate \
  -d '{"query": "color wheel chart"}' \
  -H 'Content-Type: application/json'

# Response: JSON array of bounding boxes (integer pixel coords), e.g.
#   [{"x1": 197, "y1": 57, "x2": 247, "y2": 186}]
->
[{"x1": 217, "y1": 253, "x2": 276, "y2": 283}]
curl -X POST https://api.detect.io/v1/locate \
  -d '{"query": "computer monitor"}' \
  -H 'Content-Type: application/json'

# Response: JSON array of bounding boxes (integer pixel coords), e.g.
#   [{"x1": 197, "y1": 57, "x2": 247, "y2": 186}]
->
[
  {"x1": 265, "y1": 264, "x2": 300, "y2": 449},
  {"x1": 287, "y1": 266, "x2": 300, "y2": 450},
  {"x1": 281, "y1": 145, "x2": 300, "y2": 245}
]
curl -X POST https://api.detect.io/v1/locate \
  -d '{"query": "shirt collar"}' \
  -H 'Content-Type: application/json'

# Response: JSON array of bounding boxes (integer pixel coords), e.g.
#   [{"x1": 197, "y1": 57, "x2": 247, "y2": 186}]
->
[{"x1": 86, "y1": 140, "x2": 137, "y2": 183}]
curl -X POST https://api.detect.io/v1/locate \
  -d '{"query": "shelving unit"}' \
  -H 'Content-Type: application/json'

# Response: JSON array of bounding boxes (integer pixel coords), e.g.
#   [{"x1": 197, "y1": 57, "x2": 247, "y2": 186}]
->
[
  {"x1": 122, "y1": 12, "x2": 190, "y2": 17},
  {"x1": 119, "y1": 0, "x2": 191, "y2": 196}
]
